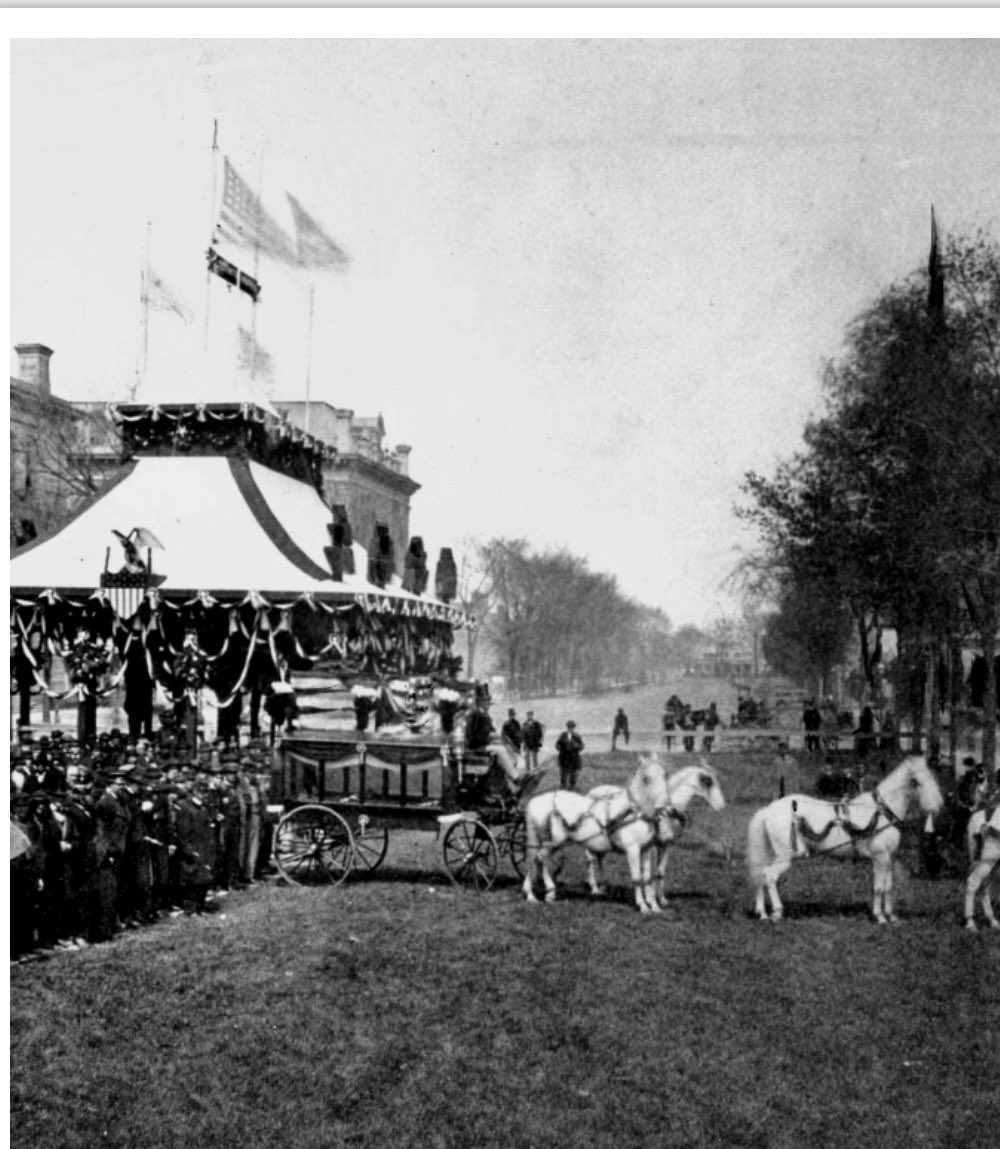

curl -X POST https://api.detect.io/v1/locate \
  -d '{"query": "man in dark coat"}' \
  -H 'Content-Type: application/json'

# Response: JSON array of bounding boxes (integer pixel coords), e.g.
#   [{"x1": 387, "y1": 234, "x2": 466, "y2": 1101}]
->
[
  {"x1": 465, "y1": 703, "x2": 495, "y2": 753},
  {"x1": 611, "y1": 708, "x2": 630, "y2": 751},
  {"x1": 556, "y1": 720, "x2": 585, "y2": 791},
  {"x1": 522, "y1": 711, "x2": 544, "y2": 772},
  {"x1": 171, "y1": 777, "x2": 217, "y2": 913},
  {"x1": 501, "y1": 708, "x2": 523, "y2": 752},
  {"x1": 91, "y1": 773, "x2": 131, "y2": 942}
]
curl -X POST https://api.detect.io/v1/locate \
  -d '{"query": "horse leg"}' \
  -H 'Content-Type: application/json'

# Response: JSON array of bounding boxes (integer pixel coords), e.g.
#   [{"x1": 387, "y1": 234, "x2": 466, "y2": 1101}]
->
[
  {"x1": 764, "y1": 858, "x2": 791, "y2": 922},
  {"x1": 522, "y1": 849, "x2": 540, "y2": 903},
  {"x1": 625, "y1": 845, "x2": 654, "y2": 914},
  {"x1": 984, "y1": 865, "x2": 999, "y2": 929},
  {"x1": 655, "y1": 845, "x2": 670, "y2": 909},
  {"x1": 541, "y1": 845, "x2": 561, "y2": 903},
  {"x1": 586, "y1": 851, "x2": 607, "y2": 897},
  {"x1": 871, "y1": 855, "x2": 891, "y2": 924},
  {"x1": 964, "y1": 860, "x2": 990, "y2": 930}
]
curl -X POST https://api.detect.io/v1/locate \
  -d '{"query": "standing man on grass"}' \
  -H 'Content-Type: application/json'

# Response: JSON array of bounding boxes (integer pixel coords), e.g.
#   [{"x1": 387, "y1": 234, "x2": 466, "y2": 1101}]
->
[
  {"x1": 611, "y1": 707, "x2": 630, "y2": 751},
  {"x1": 522, "y1": 711, "x2": 544, "y2": 772},
  {"x1": 556, "y1": 720, "x2": 585, "y2": 791}
]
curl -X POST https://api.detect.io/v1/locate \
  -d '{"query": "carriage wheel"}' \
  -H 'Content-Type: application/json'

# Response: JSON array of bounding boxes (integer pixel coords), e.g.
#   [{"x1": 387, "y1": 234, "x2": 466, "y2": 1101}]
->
[
  {"x1": 503, "y1": 812, "x2": 528, "y2": 877},
  {"x1": 442, "y1": 817, "x2": 498, "y2": 891},
  {"x1": 351, "y1": 814, "x2": 390, "y2": 873},
  {"x1": 273, "y1": 805, "x2": 355, "y2": 886}
]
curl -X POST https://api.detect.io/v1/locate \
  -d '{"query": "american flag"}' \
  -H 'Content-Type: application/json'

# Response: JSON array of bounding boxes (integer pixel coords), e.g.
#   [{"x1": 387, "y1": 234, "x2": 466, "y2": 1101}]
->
[
  {"x1": 216, "y1": 157, "x2": 297, "y2": 266},
  {"x1": 287, "y1": 193, "x2": 350, "y2": 272}
]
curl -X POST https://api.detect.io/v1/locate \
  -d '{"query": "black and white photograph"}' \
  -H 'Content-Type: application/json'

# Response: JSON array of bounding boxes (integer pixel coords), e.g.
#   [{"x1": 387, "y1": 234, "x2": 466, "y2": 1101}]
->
[{"x1": 9, "y1": 15, "x2": 1000, "y2": 1148}]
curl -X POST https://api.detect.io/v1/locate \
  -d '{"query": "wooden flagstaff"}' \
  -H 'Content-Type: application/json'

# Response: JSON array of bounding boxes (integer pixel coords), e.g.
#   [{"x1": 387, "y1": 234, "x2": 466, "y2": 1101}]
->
[
  {"x1": 204, "y1": 119, "x2": 220, "y2": 352},
  {"x1": 304, "y1": 282, "x2": 315, "y2": 434}
]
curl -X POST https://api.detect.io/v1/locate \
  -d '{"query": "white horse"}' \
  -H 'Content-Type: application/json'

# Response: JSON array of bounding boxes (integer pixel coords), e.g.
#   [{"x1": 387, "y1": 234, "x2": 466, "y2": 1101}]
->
[
  {"x1": 587, "y1": 761, "x2": 726, "y2": 908},
  {"x1": 521, "y1": 754, "x2": 672, "y2": 913},
  {"x1": 747, "y1": 754, "x2": 943, "y2": 924},
  {"x1": 964, "y1": 800, "x2": 1000, "y2": 931}
]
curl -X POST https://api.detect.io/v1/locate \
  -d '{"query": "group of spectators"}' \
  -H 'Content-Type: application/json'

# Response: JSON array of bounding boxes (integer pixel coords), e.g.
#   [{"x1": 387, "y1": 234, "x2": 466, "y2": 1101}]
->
[
  {"x1": 10, "y1": 725, "x2": 275, "y2": 961},
  {"x1": 661, "y1": 698, "x2": 722, "y2": 753}
]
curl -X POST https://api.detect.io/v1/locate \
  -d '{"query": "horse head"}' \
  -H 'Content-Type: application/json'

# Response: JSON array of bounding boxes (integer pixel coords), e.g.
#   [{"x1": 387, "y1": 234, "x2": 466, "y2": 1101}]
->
[
  {"x1": 627, "y1": 754, "x2": 670, "y2": 820},
  {"x1": 907, "y1": 755, "x2": 944, "y2": 817},
  {"x1": 694, "y1": 758, "x2": 727, "y2": 812}
]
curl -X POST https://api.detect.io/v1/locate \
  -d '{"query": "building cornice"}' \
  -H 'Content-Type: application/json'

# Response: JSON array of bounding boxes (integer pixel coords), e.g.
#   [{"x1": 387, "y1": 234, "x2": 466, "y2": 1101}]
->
[{"x1": 328, "y1": 454, "x2": 421, "y2": 496}]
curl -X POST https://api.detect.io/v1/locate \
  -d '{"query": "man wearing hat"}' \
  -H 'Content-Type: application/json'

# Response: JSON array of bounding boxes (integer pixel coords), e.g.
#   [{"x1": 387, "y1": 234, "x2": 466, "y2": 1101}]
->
[
  {"x1": 501, "y1": 708, "x2": 523, "y2": 753},
  {"x1": 522, "y1": 711, "x2": 544, "y2": 772},
  {"x1": 555, "y1": 720, "x2": 585, "y2": 791},
  {"x1": 59, "y1": 768, "x2": 98, "y2": 946},
  {"x1": 91, "y1": 769, "x2": 132, "y2": 941},
  {"x1": 217, "y1": 754, "x2": 246, "y2": 890},
  {"x1": 170, "y1": 771, "x2": 217, "y2": 914}
]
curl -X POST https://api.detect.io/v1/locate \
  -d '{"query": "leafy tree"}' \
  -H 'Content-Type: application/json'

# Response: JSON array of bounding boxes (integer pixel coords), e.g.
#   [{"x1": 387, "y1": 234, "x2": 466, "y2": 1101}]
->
[{"x1": 739, "y1": 226, "x2": 999, "y2": 767}]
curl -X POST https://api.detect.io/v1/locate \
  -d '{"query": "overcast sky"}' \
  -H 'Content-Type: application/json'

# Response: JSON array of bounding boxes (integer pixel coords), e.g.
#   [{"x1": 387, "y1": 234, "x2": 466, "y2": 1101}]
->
[{"x1": 9, "y1": 24, "x2": 1000, "y2": 626}]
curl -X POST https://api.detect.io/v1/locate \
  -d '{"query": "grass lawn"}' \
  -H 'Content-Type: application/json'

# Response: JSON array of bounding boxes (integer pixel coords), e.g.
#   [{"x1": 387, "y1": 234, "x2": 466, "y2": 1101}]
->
[{"x1": 11, "y1": 748, "x2": 1000, "y2": 1149}]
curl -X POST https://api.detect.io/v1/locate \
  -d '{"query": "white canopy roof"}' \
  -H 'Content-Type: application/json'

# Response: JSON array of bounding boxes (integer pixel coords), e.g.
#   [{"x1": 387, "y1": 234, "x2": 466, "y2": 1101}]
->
[{"x1": 10, "y1": 455, "x2": 434, "y2": 609}]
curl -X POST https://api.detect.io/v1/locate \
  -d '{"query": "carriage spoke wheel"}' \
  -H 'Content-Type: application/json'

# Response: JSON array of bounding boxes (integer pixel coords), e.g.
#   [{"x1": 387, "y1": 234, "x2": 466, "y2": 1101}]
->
[
  {"x1": 442, "y1": 817, "x2": 498, "y2": 891},
  {"x1": 274, "y1": 805, "x2": 355, "y2": 886},
  {"x1": 351, "y1": 814, "x2": 390, "y2": 873},
  {"x1": 504, "y1": 812, "x2": 528, "y2": 877}
]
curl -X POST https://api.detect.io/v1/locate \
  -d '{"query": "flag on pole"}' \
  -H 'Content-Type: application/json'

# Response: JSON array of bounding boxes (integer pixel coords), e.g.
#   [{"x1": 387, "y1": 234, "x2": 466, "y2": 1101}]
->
[
  {"x1": 142, "y1": 264, "x2": 193, "y2": 324},
  {"x1": 287, "y1": 193, "x2": 350, "y2": 272},
  {"x1": 215, "y1": 156, "x2": 298, "y2": 265},
  {"x1": 928, "y1": 206, "x2": 945, "y2": 317},
  {"x1": 207, "y1": 248, "x2": 261, "y2": 301},
  {"x1": 238, "y1": 325, "x2": 274, "y2": 385}
]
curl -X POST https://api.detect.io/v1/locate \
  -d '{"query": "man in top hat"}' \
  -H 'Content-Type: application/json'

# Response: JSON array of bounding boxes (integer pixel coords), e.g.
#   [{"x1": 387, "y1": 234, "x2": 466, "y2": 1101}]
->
[{"x1": 555, "y1": 720, "x2": 585, "y2": 791}]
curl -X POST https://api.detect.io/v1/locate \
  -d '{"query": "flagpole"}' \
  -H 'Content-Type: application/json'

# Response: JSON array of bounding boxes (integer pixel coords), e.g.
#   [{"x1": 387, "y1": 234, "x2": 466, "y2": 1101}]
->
[
  {"x1": 304, "y1": 282, "x2": 315, "y2": 434},
  {"x1": 141, "y1": 219, "x2": 152, "y2": 389},
  {"x1": 249, "y1": 149, "x2": 265, "y2": 387},
  {"x1": 204, "y1": 119, "x2": 220, "y2": 353}
]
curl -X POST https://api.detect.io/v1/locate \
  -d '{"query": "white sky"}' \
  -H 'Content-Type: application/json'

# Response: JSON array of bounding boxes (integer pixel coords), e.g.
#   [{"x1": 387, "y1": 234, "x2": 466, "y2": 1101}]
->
[{"x1": 8, "y1": 16, "x2": 1000, "y2": 626}]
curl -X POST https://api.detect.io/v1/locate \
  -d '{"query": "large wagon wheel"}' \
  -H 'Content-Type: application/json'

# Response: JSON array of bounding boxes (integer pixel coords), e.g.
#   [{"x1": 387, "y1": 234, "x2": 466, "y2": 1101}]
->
[
  {"x1": 350, "y1": 813, "x2": 390, "y2": 873},
  {"x1": 502, "y1": 811, "x2": 528, "y2": 877},
  {"x1": 273, "y1": 805, "x2": 355, "y2": 886},
  {"x1": 441, "y1": 816, "x2": 499, "y2": 891}
]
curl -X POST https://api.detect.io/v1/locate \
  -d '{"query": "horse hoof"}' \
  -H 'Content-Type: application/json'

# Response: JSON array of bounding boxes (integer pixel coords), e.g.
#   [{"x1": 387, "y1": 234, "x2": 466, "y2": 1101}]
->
[
  {"x1": 989, "y1": 921, "x2": 1000, "y2": 930},
  {"x1": 965, "y1": 921, "x2": 977, "y2": 932},
  {"x1": 544, "y1": 892, "x2": 556, "y2": 904}
]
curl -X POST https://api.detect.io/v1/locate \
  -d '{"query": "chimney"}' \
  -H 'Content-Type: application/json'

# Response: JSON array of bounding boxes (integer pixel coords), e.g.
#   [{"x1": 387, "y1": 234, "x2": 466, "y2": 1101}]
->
[{"x1": 15, "y1": 343, "x2": 54, "y2": 395}]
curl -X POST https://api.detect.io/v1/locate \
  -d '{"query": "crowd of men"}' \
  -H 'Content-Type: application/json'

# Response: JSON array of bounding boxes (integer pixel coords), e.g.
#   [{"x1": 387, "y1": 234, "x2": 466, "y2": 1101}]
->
[{"x1": 10, "y1": 726, "x2": 275, "y2": 961}]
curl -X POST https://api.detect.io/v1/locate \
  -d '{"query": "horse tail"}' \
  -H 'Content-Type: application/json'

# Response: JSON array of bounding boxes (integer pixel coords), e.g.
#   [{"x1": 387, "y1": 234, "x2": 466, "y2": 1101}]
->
[{"x1": 746, "y1": 807, "x2": 774, "y2": 890}]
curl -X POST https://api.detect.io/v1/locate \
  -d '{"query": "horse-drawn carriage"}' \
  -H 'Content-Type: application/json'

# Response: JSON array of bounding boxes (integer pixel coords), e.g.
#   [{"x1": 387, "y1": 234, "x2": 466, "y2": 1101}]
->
[{"x1": 269, "y1": 729, "x2": 547, "y2": 891}]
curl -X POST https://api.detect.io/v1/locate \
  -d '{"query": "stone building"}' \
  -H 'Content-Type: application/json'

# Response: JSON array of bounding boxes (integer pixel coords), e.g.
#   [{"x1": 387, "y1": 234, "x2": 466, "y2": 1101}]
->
[
  {"x1": 275, "y1": 401, "x2": 418, "y2": 557},
  {"x1": 9, "y1": 344, "x2": 121, "y2": 547}
]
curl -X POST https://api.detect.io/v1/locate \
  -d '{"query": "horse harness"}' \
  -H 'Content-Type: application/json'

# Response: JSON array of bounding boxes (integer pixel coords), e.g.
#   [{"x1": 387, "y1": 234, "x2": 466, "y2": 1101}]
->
[
  {"x1": 790, "y1": 790, "x2": 905, "y2": 860},
  {"x1": 555, "y1": 795, "x2": 681, "y2": 847}
]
